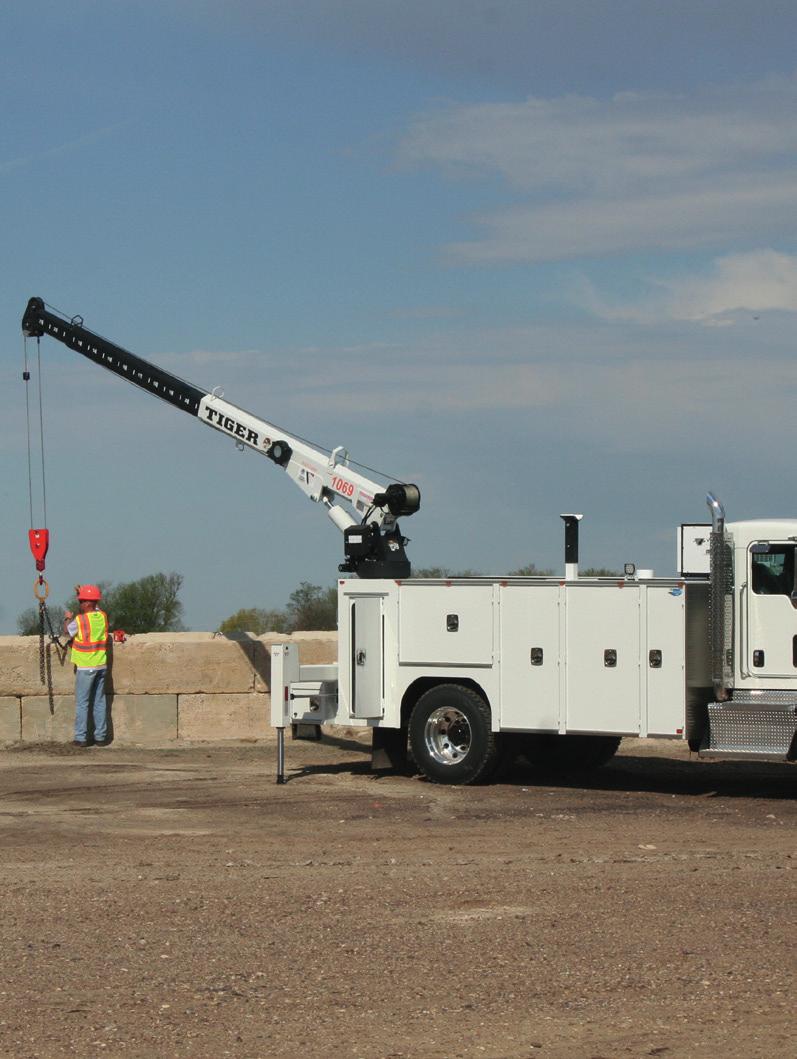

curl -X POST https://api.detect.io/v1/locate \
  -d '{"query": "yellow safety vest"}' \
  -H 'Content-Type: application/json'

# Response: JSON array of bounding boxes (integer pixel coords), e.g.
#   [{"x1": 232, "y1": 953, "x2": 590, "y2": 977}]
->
[{"x1": 71, "y1": 609, "x2": 109, "y2": 668}]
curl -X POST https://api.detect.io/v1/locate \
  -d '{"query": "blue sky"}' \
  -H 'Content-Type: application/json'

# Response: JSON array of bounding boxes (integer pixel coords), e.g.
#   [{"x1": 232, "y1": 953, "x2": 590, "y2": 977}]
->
[{"x1": 3, "y1": 0, "x2": 797, "y2": 633}]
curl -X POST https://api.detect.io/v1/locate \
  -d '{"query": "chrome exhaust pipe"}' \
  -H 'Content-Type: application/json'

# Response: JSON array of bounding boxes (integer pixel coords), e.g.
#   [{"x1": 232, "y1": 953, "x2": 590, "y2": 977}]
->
[
  {"x1": 706, "y1": 492, "x2": 725, "y2": 534},
  {"x1": 705, "y1": 492, "x2": 730, "y2": 703}
]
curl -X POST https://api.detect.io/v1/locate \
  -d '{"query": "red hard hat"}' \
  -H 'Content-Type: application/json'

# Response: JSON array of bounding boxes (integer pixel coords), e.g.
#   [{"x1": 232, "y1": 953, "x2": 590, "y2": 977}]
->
[{"x1": 77, "y1": 584, "x2": 102, "y2": 601}]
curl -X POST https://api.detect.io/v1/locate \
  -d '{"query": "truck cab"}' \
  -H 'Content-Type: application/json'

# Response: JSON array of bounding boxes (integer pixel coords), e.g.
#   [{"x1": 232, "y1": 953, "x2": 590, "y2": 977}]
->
[
  {"x1": 732, "y1": 520, "x2": 797, "y2": 687},
  {"x1": 696, "y1": 516, "x2": 797, "y2": 761}
]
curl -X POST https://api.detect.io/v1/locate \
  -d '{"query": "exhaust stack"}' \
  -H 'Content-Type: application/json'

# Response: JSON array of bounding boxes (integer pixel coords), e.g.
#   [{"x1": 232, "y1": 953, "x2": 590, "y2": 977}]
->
[
  {"x1": 705, "y1": 492, "x2": 731, "y2": 702},
  {"x1": 706, "y1": 492, "x2": 725, "y2": 535},
  {"x1": 560, "y1": 513, "x2": 583, "y2": 579}
]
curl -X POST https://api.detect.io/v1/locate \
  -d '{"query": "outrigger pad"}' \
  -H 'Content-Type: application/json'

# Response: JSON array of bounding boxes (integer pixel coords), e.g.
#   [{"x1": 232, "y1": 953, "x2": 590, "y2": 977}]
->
[{"x1": 291, "y1": 722, "x2": 322, "y2": 741}]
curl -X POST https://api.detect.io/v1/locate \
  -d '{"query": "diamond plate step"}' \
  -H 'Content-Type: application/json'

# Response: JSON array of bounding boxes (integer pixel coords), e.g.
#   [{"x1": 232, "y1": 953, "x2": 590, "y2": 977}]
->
[{"x1": 701, "y1": 700, "x2": 797, "y2": 759}]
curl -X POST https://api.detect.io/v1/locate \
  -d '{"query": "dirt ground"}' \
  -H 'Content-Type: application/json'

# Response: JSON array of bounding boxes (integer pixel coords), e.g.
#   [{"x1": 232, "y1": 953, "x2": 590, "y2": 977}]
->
[{"x1": 0, "y1": 735, "x2": 793, "y2": 1059}]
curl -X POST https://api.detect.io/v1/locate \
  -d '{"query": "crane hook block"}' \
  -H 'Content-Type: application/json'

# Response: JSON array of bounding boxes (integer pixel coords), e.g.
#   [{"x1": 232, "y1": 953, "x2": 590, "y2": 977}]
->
[{"x1": 28, "y1": 528, "x2": 50, "y2": 572}]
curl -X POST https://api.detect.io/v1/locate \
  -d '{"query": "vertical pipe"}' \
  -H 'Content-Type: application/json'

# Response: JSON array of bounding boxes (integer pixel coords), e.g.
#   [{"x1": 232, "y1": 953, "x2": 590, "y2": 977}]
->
[
  {"x1": 706, "y1": 492, "x2": 725, "y2": 535},
  {"x1": 560, "y1": 513, "x2": 583, "y2": 579},
  {"x1": 276, "y1": 727, "x2": 286, "y2": 784},
  {"x1": 705, "y1": 493, "x2": 729, "y2": 702}
]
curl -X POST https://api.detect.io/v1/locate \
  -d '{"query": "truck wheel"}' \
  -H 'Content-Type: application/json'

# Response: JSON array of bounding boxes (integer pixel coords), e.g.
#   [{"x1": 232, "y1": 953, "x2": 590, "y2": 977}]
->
[
  {"x1": 409, "y1": 684, "x2": 499, "y2": 785},
  {"x1": 570, "y1": 735, "x2": 621, "y2": 769},
  {"x1": 520, "y1": 733, "x2": 621, "y2": 771},
  {"x1": 686, "y1": 695, "x2": 709, "y2": 752}
]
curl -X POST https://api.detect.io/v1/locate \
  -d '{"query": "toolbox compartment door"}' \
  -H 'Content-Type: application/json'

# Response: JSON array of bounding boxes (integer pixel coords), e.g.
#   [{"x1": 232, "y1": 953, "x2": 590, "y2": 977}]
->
[{"x1": 399, "y1": 585, "x2": 493, "y2": 666}]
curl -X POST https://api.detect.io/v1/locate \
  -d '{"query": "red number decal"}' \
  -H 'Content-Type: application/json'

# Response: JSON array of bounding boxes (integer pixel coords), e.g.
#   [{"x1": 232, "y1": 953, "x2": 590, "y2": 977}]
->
[{"x1": 332, "y1": 476, "x2": 355, "y2": 497}]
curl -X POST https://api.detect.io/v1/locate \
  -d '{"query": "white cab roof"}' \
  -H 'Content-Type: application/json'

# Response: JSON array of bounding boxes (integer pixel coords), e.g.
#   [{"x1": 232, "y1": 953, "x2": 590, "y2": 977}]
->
[{"x1": 727, "y1": 520, "x2": 797, "y2": 546}]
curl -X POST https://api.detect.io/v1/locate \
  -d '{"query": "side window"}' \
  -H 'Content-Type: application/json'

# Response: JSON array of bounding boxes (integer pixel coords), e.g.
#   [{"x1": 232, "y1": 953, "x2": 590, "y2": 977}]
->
[{"x1": 751, "y1": 544, "x2": 795, "y2": 596}]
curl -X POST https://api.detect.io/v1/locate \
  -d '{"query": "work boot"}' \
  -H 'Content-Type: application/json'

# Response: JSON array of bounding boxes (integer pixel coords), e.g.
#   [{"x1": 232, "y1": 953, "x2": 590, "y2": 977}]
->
[{"x1": 72, "y1": 740, "x2": 88, "y2": 748}]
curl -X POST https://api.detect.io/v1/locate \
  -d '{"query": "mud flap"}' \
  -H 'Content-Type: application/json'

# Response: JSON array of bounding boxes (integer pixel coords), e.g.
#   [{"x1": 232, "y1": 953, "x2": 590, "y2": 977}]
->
[{"x1": 371, "y1": 726, "x2": 408, "y2": 772}]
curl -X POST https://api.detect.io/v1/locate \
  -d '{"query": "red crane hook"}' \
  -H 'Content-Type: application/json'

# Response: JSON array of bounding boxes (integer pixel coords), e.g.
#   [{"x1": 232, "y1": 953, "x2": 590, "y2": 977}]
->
[{"x1": 28, "y1": 528, "x2": 50, "y2": 572}]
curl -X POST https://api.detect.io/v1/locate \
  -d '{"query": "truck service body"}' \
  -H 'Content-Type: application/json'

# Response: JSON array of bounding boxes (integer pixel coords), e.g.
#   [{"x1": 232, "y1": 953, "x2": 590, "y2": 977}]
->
[
  {"x1": 273, "y1": 516, "x2": 797, "y2": 782},
  {"x1": 22, "y1": 297, "x2": 797, "y2": 783}
]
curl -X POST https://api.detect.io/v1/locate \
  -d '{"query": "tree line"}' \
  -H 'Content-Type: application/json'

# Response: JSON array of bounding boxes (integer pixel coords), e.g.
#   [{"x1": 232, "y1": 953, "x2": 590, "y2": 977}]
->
[
  {"x1": 18, "y1": 564, "x2": 620, "y2": 636},
  {"x1": 217, "y1": 564, "x2": 620, "y2": 634},
  {"x1": 17, "y1": 572, "x2": 184, "y2": 636}
]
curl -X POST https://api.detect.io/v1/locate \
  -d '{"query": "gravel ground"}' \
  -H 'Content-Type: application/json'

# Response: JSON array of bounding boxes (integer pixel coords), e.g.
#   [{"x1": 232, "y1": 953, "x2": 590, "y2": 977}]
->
[{"x1": 0, "y1": 735, "x2": 793, "y2": 1059}]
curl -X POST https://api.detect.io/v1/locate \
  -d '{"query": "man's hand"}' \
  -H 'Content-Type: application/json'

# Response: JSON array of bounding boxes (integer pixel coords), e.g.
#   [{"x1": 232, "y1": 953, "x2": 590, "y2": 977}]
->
[{"x1": 64, "y1": 610, "x2": 73, "y2": 621}]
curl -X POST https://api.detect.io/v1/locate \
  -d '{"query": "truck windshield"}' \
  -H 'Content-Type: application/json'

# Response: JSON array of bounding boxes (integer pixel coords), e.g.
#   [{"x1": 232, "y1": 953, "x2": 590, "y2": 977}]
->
[{"x1": 751, "y1": 544, "x2": 796, "y2": 595}]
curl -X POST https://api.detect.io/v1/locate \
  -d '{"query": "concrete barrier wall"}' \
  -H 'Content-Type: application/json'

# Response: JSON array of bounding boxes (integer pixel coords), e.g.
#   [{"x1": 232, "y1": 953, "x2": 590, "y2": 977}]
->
[{"x1": 0, "y1": 632, "x2": 337, "y2": 746}]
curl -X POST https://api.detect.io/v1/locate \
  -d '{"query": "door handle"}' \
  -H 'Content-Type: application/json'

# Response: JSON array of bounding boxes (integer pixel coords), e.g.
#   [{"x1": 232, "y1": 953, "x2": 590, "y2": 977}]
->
[{"x1": 356, "y1": 650, "x2": 366, "y2": 666}]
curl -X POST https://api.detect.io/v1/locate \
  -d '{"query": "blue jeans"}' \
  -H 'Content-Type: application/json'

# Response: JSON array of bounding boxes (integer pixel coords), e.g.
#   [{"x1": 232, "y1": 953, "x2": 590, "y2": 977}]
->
[{"x1": 74, "y1": 668, "x2": 108, "y2": 743}]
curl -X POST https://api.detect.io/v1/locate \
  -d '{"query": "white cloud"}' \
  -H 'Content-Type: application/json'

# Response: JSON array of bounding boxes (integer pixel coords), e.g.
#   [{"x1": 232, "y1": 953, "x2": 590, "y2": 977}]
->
[
  {"x1": 448, "y1": 177, "x2": 797, "y2": 263},
  {"x1": 583, "y1": 249, "x2": 797, "y2": 323},
  {"x1": 402, "y1": 81, "x2": 797, "y2": 192},
  {"x1": 399, "y1": 76, "x2": 797, "y2": 262},
  {"x1": 175, "y1": 318, "x2": 792, "y2": 458}
]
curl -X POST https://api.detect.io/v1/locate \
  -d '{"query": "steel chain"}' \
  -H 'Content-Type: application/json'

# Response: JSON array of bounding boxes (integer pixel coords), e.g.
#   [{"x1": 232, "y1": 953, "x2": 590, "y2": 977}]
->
[
  {"x1": 37, "y1": 600, "x2": 65, "y2": 715},
  {"x1": 38, "y1": 601, "x2": 46, "y2": 685}
]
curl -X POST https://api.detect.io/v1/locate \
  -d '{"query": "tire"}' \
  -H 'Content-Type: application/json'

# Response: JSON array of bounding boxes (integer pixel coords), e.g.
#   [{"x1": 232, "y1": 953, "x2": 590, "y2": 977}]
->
[
  {"x1": 520, "y1": 733, "x2": 621, "y2": 772},
  {"x1": 686, "y1": 693, "x2": 710, "y2": 752},
  {"x1": 409, "y1": 684, "x2": 499, "y2": 785},
  {"x1": 493, "y1": 733, "x2": 523, "y2": 780}
]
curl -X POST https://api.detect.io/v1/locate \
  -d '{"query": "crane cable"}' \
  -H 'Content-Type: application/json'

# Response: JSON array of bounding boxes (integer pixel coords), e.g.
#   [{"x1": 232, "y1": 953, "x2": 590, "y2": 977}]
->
[{"x1": 22, "y1": 334, "x2": 65, "y2": 711}]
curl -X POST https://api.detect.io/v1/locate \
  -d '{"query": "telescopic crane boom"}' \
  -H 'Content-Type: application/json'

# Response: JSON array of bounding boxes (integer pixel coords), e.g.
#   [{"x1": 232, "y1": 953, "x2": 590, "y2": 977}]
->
[{"x1": 22, "y1": 297, "x2": 420, "y2": 578}]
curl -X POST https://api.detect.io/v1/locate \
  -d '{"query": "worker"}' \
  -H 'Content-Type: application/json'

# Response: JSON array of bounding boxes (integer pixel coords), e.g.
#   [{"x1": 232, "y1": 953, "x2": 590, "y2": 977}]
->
[{"x1": 63, "y1": 585, "x2": 110, "y2": 747}]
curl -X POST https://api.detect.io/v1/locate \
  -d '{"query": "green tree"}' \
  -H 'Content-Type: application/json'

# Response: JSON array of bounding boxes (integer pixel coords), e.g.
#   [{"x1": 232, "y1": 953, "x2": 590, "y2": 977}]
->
[
  {"x1": 16, "y1": 581, "x2": 110, "y2": 636},
  {"x1": 507, "y1": 563, "x2": 554, "y2": 576},
  {"x1": 410, "y1": 566, "x2": 484, "y2": 578},
  {"x1": 17, "y1": 574, "x2": 182, "y2": 636},
  {"x1": 410, "y1": 566, "x2": 454, "y2": 578},
  {"x1": 103, "y1": 572, "x2": 185, "y2": 633},
  {"x1": 285, "y1": 582, "x2": 337, "y2": 631},
  {"x1": 581, "y1": 567, "x2": 621, "y2": 577},
  {"x1": 217, "y1": 607, "x2": 290, "y2": 635},
  {"x1": 17, "y1": 603, "x2": 66, "y2": 636},
  {"x1": 412, "y1": 563, "x2": 559, "y2": 577}
]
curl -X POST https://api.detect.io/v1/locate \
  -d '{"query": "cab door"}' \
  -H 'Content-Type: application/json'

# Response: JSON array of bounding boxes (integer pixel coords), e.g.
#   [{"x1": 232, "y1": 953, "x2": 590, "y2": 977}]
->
[{"x1": 745, "y1": 542, "x2": 797, "y2": 678}]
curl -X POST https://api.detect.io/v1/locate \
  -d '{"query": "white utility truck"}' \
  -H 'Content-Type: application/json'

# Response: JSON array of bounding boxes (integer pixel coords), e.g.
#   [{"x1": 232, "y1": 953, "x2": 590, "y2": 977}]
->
[{"x1": 22, "y1": 298, "x2": 797, "y2": 783}]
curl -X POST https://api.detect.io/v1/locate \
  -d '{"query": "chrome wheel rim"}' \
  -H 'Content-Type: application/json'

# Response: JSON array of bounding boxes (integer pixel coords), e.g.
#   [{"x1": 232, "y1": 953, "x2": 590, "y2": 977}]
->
[{"x1": 423, "y1": 706, "x2": 471, "y2": 766}]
